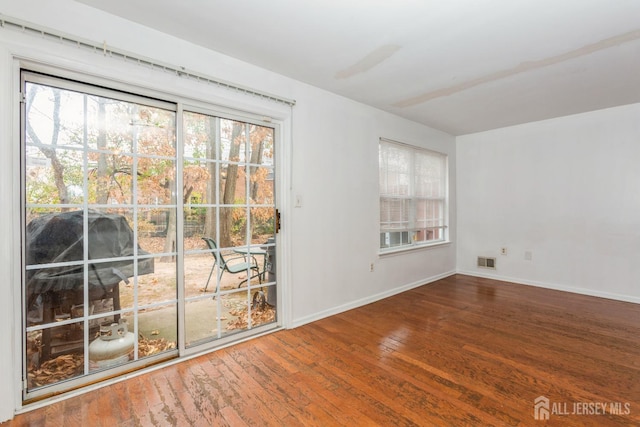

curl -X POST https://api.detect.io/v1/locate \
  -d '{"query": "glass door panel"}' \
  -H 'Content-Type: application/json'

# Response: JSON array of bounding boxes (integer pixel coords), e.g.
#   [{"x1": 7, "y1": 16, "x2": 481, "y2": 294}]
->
[
  {"x1": 183, "y1": 112, "x2": 277, "y2": 348},
  {"x1": 22, "y1": 72, "x2": 178, "y2": 396}
]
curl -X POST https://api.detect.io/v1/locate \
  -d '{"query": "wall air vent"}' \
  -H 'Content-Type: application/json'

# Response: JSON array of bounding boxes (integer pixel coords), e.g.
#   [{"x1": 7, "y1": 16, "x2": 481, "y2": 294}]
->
[{"x1": 477, "y1": 256, "x2": 496, "y2": 269}]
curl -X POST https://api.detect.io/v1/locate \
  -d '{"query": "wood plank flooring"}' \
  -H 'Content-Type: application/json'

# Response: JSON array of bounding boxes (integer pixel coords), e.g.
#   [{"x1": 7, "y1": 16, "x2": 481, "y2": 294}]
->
[{"x1": 7, "y1": 274, "x2": 640, "y2": 426}]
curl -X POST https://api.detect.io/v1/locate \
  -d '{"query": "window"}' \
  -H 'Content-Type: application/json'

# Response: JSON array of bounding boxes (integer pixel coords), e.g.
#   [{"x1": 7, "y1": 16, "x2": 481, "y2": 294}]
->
[{"x1": 379, "y1": 138, "x2": 447, "y2": 251}]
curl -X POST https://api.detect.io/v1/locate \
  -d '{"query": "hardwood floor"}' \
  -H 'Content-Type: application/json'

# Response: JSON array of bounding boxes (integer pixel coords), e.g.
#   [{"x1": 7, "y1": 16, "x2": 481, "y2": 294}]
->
[{"x1": 7, "y1": 274, "x2": 640, "y2": 426}]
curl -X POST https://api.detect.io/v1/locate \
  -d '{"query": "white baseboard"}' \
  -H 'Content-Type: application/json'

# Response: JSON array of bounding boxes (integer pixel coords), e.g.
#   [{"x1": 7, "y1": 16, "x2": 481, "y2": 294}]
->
[
  {"x1": 456, "y1": 269, "x2": 640, "y2": 305},
  {"x1": 290, "y1": 270, "x2": 457, "y2": 329}
]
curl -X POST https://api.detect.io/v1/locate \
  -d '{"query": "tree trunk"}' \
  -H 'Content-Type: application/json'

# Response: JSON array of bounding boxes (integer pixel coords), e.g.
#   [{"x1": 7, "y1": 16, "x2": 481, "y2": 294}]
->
[
  {"x1": 205, "y1": 116, "x2": 218, "y2": 240},
  {"x1": 159, "y1": 105, "x2": 177, "y2": 261},
  {"x1": 248, "y1": 128, "x2": 265, "y2": 240},
  {"x1": 95, "y1": 98, "x2": 109, "y2": 204},
  {"x1": 219, "y1": 122, "x2": 243, "y2": 247},
  {"x1": 161, "y1": 208, "x2": 177, "y2": 262}
]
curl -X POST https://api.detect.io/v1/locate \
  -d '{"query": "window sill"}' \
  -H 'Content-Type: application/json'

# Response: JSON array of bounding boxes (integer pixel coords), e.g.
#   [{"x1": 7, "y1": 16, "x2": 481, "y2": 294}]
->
[{"x1": 378, "y1": 240, "x2": 451, "y2": 258}]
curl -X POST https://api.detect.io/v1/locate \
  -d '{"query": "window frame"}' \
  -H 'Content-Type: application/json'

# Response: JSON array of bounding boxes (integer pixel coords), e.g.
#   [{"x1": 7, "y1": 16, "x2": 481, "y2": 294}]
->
[{"x1": 378, "y1": 137, "x2": 449, "y2": 253}]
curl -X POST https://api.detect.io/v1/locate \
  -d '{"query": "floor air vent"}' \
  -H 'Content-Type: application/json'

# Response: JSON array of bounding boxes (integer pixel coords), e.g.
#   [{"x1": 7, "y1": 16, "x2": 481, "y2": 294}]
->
[{"x1": 477, "y1": 256, "x2": 496, "y2": 269}]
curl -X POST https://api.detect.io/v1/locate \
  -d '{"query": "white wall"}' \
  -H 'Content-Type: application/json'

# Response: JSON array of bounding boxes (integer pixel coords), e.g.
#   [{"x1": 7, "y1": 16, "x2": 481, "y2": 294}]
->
[
  {"x1": 0, "y1": 0, "x2": 456, "y2": 420},
  {"x1": 457, "y1": 103, "x2": 640, "y2": 302},
  {"x1": 289, "y1": 85, "x2": 456, "y2": 325}
]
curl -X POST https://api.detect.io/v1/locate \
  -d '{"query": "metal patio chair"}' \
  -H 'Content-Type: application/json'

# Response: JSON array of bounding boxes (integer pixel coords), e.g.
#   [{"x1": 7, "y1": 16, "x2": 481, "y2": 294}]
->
[{"x1": 201, "y1": 237, "x2": 261, "y2": 293}]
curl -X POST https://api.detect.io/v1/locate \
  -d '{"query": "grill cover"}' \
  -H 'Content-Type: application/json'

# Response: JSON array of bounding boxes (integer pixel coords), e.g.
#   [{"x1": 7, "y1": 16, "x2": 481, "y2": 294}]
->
[{"x1": 26, "y1": 210, "x2": 154, "y2": 297}]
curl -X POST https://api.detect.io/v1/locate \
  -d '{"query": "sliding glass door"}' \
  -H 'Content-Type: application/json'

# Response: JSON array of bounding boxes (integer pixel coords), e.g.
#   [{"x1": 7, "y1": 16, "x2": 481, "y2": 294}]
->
[{"x1": 21, "y1": 71, "x2": 279, "y2": 400}]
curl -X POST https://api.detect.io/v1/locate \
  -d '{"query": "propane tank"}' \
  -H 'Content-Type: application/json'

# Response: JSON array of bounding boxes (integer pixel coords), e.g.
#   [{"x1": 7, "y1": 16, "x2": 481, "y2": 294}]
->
[{"x1": 89, "y1": 319, "x2": 135, "y2": 369}]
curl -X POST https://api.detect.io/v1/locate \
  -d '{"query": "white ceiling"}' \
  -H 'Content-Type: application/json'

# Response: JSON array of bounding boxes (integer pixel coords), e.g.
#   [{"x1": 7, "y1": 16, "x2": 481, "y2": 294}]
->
[{"x1": 75, "y1": 0, "x2": 640, "y2": 135}]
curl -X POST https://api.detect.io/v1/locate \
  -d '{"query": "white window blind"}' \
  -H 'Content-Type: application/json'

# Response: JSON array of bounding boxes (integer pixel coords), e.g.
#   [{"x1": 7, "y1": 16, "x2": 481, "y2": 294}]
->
[{"x1": 379, "y1": 138, "x2": 447, "y2": 250}]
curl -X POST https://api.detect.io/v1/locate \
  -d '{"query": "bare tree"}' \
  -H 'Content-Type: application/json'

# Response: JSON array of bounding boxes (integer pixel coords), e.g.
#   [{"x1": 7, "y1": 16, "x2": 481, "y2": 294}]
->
[{"x1": 26, "y1": 86, "x2": 70, "y2": 208}]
